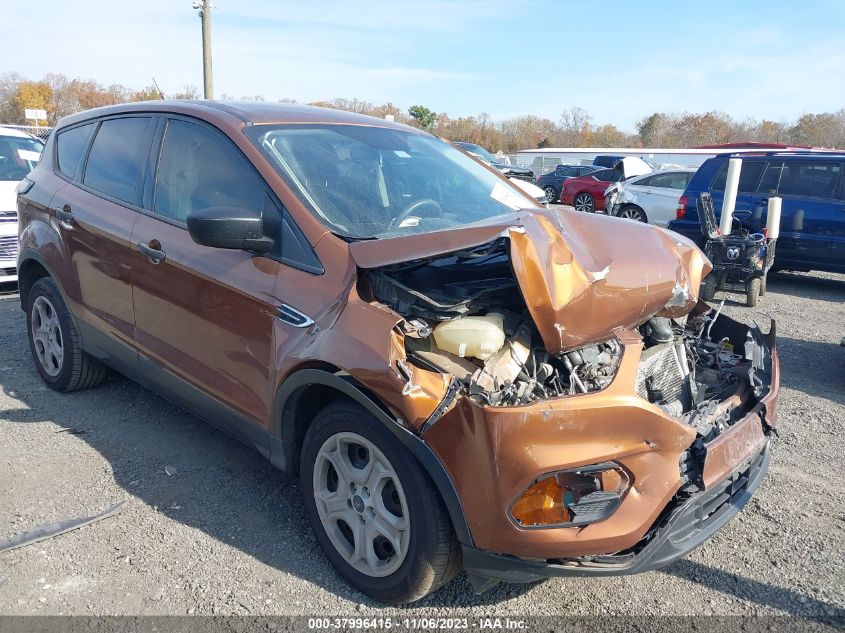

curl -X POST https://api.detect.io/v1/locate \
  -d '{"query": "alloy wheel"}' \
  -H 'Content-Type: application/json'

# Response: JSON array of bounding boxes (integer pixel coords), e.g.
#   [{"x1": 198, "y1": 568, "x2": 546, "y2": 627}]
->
[
  {"x1": 617, "y1": 206, "x2": 646, "y2": 222},
  {"x1": 312, "y1": 432, "x2": 410, "y2": 577},
  {"x1": 543, "y1": 186, "x2": 557, "y2": 203},
  {"x1": 574, "y1": 193, "x2": 594, "y2": 212},
  {"x1": 30, "y1": 296, "x2": 64, "y2": 377}
]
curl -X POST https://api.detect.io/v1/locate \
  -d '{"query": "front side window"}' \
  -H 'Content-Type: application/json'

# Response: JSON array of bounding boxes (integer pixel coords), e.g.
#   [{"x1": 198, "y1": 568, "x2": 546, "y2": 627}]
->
[
  {"x1": 83, "y1": 117, "x2": 152, "y2": 204},
  {"x1": 0, "y1": 135, "x2": 42, "y2": 182},
  {"x1": 777, "y1": 161, "x2": 842, "y2": 199},
  {"x1": 247, "y1": 124, "x2": 538, "y2": 239},
  {"x1": 56, "y1": 123, "x2": 95, "y2": 179},
  {"x1": 154, "y1": 119, "x2": 265, "y2": 223}
]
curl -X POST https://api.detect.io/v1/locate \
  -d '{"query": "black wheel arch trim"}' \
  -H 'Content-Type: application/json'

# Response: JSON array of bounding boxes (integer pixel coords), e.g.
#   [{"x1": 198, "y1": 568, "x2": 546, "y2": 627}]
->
[
  {"x1": 272, "y1": 368, "x2": 473, "y2": 546},
  {"x1": 17, "y1": 250, "x2": 75, "y2": 319}
]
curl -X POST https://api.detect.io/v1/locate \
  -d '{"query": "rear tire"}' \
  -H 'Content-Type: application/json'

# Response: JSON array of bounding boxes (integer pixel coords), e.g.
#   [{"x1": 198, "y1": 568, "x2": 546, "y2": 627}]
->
[
  {"x1": 26, "y1": 277, "x2": 108, "y2": 392},
  {"x1": 759, "y1": 276, "x2": 767, "y2": 296},
  {"x1": 573, "y1": 192, "x2": 595, "y2": 213},
  {"x1": 746, "y1": 277, "x2": 761, "y2": 307},
  {"x1": 300, "y1": 401, "x2": 461, "y2": 603},
  {"x1": 543, "y1": 186, "x2": 558, "y2": 204},
  {"x1": 701, "y1": 275, "x2": 717, "y2": 301}
]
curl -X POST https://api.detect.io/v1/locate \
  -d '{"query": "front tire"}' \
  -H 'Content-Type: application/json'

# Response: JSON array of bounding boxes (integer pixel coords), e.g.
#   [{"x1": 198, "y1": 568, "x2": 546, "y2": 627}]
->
[
  {"x1": 26, "y1": 277, "x2": 108, "y2": 392},
  {"x1": 747, "y1": 277, "x2": 761, "y2": 307},
  {"x1": 615, "y1": 204, "x2": 648, "y2": 223},
  {"x1": 573, "y1": 192, "x2": 595, "y2": 212},
  {"x1": 300, "y1": 401, "x2": 461, "y2": 603}
]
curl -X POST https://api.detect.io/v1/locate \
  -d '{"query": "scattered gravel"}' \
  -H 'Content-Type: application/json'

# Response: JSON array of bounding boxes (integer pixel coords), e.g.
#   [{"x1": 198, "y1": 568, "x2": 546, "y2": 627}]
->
[{"x1": 0, "y1": 271, "x2": 842, "y2": 618}]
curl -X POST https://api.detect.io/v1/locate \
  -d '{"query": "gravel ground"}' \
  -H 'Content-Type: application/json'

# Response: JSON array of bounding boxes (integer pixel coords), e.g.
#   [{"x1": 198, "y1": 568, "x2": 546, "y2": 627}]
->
[{"x1": 0, "y1": 270, "x2": 843, "y2": 620}]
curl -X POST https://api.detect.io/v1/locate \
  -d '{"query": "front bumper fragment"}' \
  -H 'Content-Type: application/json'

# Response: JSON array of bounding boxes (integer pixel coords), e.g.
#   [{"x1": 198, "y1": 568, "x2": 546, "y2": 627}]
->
[{"x1": 462, "y1": 442, "x2": 770, "y2": 591}]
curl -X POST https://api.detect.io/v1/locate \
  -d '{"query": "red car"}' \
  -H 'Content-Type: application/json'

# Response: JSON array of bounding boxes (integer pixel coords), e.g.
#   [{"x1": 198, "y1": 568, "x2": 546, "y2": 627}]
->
[{"x1": 560, "y1": 168, "x2": 623, "y2": 212}]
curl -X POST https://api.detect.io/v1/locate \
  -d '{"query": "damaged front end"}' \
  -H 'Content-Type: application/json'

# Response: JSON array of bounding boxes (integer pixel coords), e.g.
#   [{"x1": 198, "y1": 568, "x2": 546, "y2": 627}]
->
[{"x1": 346, "y1": 209, "x2": 778, "y2": 585}]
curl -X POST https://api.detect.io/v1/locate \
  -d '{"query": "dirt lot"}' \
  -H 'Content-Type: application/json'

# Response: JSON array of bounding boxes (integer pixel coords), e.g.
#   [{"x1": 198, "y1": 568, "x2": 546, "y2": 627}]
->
[{"x1": 0, "y1": 270, "x2": 843, "y2": 619}]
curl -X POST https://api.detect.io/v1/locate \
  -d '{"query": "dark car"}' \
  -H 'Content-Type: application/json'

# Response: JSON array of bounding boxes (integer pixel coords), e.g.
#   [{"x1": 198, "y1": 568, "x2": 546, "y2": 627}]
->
[
  {"x1": 535, "y1": 164, "x2": 602, "y2": 203},
  {"x1": 453, "y1": 141, "x2": 535, "y2": 181},
  {"x1": 592, "y1": 154, "x2": 625, "y2": 168},
  {"x1": 560, "y1": 167, "x2": 624, "y2": 212},
  {"x1": 668, "y1": 152, "x2": 845, "y2": 274},
  {"x1": 17, "y1": 101, "x2": 778, "y2": 603}
]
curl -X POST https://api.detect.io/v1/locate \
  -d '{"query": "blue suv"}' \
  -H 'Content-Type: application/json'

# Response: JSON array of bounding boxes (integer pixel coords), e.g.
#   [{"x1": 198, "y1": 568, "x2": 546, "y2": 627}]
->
[{"x1": 668, "y1": 152, "x2": 845, "y2": 274}]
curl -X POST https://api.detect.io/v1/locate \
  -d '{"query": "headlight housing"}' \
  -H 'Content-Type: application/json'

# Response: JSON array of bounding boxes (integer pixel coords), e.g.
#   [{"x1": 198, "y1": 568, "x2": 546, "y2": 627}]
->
[{"x1": 510, "y1": 462, "x2": 630, "y2": 528}]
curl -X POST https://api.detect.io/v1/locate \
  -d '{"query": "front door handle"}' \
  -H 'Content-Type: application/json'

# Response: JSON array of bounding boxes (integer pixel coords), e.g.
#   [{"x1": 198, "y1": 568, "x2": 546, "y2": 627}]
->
[
  {"x1": 138, "y1": 239, "x2": 166, "y2": 264},
  {"x1": 55, "y1": 204, "x2": 74, "y2": 226}
]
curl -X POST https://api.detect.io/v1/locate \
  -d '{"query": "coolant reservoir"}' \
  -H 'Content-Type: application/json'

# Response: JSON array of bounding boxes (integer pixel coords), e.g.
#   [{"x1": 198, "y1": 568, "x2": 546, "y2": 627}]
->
[{"x1": 433, "y1": 313, "x2": 506, "y2": 360}]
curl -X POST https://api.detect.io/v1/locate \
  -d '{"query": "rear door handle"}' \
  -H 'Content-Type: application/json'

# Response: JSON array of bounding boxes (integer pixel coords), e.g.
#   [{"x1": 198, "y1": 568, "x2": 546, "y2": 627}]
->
[
  {"x1": 138, "y1": 239, "x2": 166, "y2": 264},
  {"x1": 55, "y1": 204, "x2": 74, "y2": 226}
]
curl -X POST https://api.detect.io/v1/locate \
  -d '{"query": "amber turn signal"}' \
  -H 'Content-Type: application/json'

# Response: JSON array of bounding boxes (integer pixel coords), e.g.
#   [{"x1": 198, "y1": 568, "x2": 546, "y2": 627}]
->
[
  {"x1": 510, "y1": 477, "x2": 571, "y2": 526},
  {"x1": 511, "y1": 463, "x2": 630, "y2": 528}
]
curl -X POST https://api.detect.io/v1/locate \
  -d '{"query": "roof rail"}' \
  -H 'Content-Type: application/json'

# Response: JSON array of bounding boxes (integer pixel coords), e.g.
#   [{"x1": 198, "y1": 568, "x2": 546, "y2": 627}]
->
[{"x1": 725, "y1": 149, "x2": 844, "y2": 158}]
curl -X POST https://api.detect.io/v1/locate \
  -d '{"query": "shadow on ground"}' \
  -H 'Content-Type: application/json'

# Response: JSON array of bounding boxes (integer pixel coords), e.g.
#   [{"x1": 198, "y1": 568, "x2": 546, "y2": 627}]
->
[
  {"x1": 765, "y1": 271, "x2": 845, "y2": 304},
  {"x1": 663, "y1": 559, "x2": 844, "y2": 620},
  {"x1": 0, "y1": 289, "x2": 839, "y2": 613},
  {"x1": 776, "y1": 337, "x2": 844, "y2": 405},
  {"x1": 0, "y1": 293, "x2": 535, "y2": 607}
]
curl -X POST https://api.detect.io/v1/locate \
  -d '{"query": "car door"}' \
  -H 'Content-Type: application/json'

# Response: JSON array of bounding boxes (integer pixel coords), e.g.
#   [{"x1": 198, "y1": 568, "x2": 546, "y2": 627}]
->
[
  {"x1": 553, "y1": 167, "x2": 578, "y2": 192},
  {"x1": 751, "y1": 159, "x2": 844, "y2": 269},
  {"x1": 130, "y1": 116, "x2": 293, "y2": 447},
  {"x1": 47, "y1": 116, "x2": 155, "y2": 380},
  {"x1": 643, "y1": 172, "x2": 692, "y2": 227}
]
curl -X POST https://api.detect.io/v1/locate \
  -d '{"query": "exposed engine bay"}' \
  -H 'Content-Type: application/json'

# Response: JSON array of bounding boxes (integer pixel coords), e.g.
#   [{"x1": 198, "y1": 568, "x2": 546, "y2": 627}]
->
[{"x1": 363, "y1": 238, "x2": 770, "y2": 440}]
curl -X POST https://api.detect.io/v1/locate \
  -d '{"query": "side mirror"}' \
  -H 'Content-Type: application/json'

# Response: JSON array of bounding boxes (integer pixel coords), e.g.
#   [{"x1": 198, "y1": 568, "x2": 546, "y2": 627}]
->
[{"x1": 187, "y1": 206, "x2": 274, "y2": 253}]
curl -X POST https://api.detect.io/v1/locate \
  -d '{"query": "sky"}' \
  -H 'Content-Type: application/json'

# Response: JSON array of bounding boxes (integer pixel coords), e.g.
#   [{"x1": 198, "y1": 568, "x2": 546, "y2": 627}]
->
[{"x1": 2, "y1": 0, "x2": 844, "y2": 132}]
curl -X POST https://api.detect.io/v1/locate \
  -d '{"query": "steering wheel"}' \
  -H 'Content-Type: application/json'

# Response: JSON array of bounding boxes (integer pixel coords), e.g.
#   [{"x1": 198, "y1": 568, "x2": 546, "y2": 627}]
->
[{"x1": 388, "y1": 198, "x2": 443, "y2": 230}]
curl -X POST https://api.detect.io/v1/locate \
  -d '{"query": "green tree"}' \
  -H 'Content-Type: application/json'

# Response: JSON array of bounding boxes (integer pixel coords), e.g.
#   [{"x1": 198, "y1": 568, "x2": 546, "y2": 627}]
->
[{"x1": 408, "y1": 104, "x2": 437, "y2": 130}]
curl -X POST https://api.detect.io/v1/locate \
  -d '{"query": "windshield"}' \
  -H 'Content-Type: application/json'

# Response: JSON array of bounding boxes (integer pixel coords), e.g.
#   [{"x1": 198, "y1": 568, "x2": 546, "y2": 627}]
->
[
  {"x1": 456, "y1": 142, "x2": 498, "y2": 164},
  {"x1": 0, "y1": 135, "x2": 42, "y2": 182},
  {"x1": 248, "y1": 124, "x2": 538, "y2": 239}
]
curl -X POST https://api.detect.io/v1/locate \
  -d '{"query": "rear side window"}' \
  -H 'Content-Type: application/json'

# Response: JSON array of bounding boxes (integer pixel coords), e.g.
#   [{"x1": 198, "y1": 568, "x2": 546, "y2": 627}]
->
[
  {"x1": 710, "y1": 160, "x2": 766, "y2": 193},
  {"x1": 153, "y1": 119, "x2": 265, "y2": 223},
  {"x1": 592, "y1": 169, "x2": 616, "y2": 181},
  {"x1": 777, "y1": 161, "x2": 842, "y2": 199},
  {"x1": 56, "y1": 123, "x2": 95, "y2": 179},
  {"x1": 757, "y1": 162, "x2": 783, "y2": 193},
  {"x1": 83, "y1": 117, "x2": 152, "y2": 205},
  {"x1": 647, "y1": 172, "x2": 690, "y2": 189}
]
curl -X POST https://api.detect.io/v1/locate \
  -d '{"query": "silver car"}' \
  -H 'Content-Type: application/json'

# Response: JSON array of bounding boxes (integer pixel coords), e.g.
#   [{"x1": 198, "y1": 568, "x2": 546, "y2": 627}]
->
[{"x1": 605, "y1": 168, "x2": 696, "y2": 227}]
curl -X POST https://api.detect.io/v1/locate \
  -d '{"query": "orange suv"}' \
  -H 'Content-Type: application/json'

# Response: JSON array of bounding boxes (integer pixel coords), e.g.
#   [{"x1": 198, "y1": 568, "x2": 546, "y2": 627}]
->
[{"x1": 16, "y1": 102, "x2": 779, "y2": 603}]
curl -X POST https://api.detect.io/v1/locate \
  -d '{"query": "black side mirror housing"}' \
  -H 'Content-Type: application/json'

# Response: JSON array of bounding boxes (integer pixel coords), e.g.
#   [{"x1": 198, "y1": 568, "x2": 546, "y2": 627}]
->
[{"x1": 187, "y1": 206, "x2": 274, "y2": 253}]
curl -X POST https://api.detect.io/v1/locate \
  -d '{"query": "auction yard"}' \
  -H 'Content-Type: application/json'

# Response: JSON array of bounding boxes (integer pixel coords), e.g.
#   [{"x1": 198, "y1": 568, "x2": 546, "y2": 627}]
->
[{"x1": 0, "y1": 269, "x2": 842, "y2": 618}]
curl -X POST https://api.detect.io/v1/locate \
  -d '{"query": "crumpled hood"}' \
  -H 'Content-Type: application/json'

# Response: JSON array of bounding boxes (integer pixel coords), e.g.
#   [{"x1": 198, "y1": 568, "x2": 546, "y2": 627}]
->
[
  {"x1": 349, "y1": 209, "x2": 711, "y2": 354},
  {"x1": 507, "y1": 210, "x2": 710, "y2": 352}
]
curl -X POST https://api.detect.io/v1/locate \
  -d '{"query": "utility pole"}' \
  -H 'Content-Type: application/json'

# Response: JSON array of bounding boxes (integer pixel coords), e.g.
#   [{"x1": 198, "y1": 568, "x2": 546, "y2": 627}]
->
[{"x1": 193, "y1": 0, "x2": 213, "y2": 99}]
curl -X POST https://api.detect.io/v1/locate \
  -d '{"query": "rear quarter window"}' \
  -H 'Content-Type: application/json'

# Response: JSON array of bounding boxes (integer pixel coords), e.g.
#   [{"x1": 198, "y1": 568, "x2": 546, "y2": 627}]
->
[{"x1": 56, "y1": 123, "x2": 95, "y2": 179}]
